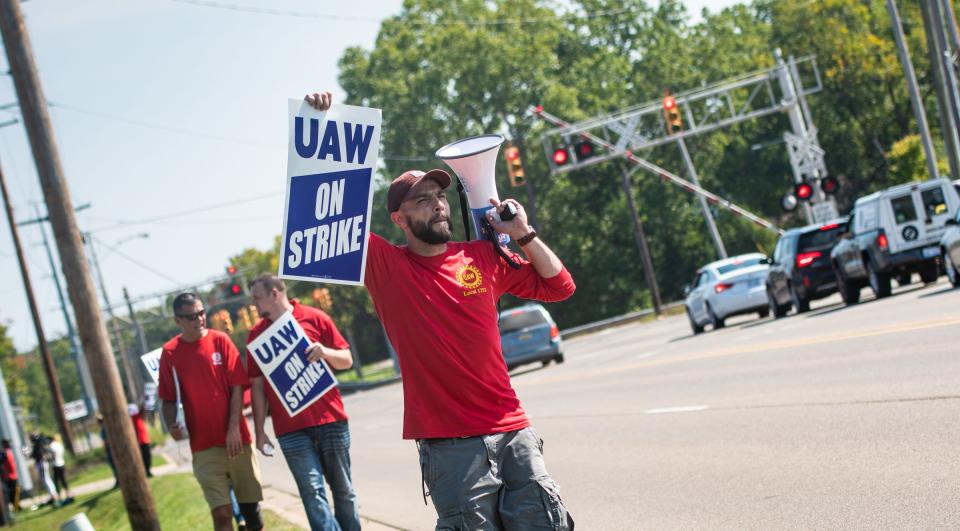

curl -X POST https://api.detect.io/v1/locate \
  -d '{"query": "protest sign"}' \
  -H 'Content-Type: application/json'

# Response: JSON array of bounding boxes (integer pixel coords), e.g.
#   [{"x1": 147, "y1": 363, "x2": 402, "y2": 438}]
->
[
  {"x1": 141, "y1": 348, "x2": 162, "y2": 384},
  {"x1": 247, "y1": 311, "x2": 338, "y2": 417},
  {"x1": 280, "y1": 100, "x2": 381, "y2": 285}
]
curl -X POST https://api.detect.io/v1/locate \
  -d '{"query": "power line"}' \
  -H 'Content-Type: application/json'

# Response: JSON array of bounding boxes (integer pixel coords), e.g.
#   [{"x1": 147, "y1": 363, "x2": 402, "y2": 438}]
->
[
  {"x1": 166, "y1": 0, "x2": 631, "y2": 25},
  {"x1": 90, "y1": 234, "x2": 181, "y2": 285},
  {"x1": 86, "y1": 192, "x2": 284, "y2": 233}
]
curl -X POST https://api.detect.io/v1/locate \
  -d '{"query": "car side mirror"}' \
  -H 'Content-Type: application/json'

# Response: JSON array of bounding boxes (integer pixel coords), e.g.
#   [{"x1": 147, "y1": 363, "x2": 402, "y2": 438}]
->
[
  {"x1": 946, "y1": 218, "x2": 958, "y2": 226},
  {"x1": 760, "y1": 257, "x2": 773, "y2": 265}
]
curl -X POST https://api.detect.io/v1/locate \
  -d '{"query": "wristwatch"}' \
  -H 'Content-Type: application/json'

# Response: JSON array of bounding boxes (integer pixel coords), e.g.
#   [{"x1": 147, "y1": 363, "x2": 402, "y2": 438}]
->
[{"x1": 515, "y1": 228, "x2": 538, "y2": 246}]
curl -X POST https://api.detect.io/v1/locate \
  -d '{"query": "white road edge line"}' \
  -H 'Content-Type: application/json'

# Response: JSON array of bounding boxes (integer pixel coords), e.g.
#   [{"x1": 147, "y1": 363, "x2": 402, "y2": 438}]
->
[{"x1": 644, "y1": 405, "x2": 710, "y2": 414}]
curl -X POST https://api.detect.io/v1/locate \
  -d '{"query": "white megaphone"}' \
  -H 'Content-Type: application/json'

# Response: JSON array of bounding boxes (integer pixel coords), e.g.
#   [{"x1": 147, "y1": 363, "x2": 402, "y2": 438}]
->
[{"x1": 435, "y1": 134, "x2": 513, "y2": 244}]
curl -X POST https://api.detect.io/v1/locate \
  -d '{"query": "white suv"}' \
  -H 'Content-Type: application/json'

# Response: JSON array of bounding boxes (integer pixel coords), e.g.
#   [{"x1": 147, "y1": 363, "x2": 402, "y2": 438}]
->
[{"x1": 831, "y1": 177, "x2": 960, "y2": 301}]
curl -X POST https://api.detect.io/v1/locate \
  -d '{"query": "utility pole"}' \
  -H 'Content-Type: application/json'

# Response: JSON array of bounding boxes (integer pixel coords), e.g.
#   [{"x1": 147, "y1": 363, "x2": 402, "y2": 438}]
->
[
  {"x1": 123, "y1": 287, "x2": 149, "y2": 362},
  {"x1": 0, "y1": 1, "x2": 159, "y2": 528},
  {"x1": 887, "y1": 0, "x2": 940, "y2": 180},
  {"x1": 85, "y1": 233, "x2": 140, "y2": 403},
  {"x1": 619, "y1": 164, "x2": 663, "y2": 315},
  {"x1": 20, "y1": 205, "x2": 99, "y2": 421},
  {"x1": 0, "y1": 162, "x2": 75, "y2": 454},
  {"x1": 921, "y1": 0, "x2": 960, "y2": 179}
]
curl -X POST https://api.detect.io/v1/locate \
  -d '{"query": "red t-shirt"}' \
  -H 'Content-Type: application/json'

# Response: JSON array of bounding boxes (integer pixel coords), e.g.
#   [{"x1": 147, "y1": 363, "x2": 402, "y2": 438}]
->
[
  {"x1": 131, "y1": 413, "x2": 150, "y2": 445},
  {"x1": 364, "y1": 233, "x2": 576, "y2": 439},
  {"x1": 157, "y1": 329, "x2": 252, "y2": 452},
  {"x1": 2, "y1": 448, "x2": 17, "y2": 481},
  {"x1": 247, "y1": 300, "x2": 349, "y2": 437}
]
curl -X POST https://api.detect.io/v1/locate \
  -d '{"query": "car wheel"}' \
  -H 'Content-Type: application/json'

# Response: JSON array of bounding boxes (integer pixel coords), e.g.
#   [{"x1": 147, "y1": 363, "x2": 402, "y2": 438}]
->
[
  {"x1": 687, "y1": 308, "x2": 704, "y2": 335},
  {"x1": 867, "y1": 259, "x2": 892, "y2": 298},
  {"x1": 895, "y1": 272, "x2": 912, "y2": 286},
  {"x1": 789, "y1": 283, "x2": 810, "y2": 313},
  {"x1": 919, "y1": 264, "x2": 939, "y2": 284},
  {"x1": 541, "y1": 360, "x2": 551, "y2": 368},
  {"x1": 707, "y1": 303, "x2": 725, "y2": 329},
  {"x1": 945, "y1": 251, "x2": 960, "y2": 288},
  {"x1": 768, "y1": 289, "x2": 788, "y2": 319},
  {"x1": 835, "y1": 267, "x2": 861, "y2": 305},
  {"x1": 758, "y1": 307, "x2": 770, "y2": 319},
  {"x1": 554, "y1": 352, "x2": 565, "y2": 364}
]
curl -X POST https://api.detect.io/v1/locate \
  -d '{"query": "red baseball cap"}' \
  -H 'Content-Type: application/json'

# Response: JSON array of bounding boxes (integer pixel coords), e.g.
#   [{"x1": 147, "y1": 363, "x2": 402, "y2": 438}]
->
[{"x1": 387, "y1": 169, "x2": 452, "y2": 213}]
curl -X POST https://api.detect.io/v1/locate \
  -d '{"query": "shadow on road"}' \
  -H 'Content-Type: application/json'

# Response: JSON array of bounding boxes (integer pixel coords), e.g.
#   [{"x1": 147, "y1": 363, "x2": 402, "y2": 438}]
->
[{"x1": 918, "y1": 286, "x2": 957, "y2": 299}]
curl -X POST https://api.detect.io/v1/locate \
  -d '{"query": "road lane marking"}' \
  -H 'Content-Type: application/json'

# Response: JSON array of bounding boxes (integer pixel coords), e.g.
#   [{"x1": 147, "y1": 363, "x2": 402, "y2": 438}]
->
[
  {"x1": 644, "y1": 405, "x2": 710, "y2": 414},
  {"x1": 519, "y1": 315, "x2": 960, "y2": 387}
]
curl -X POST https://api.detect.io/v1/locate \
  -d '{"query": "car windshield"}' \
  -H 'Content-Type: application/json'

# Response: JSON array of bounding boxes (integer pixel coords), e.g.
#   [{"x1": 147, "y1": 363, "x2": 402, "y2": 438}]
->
[
  {"x1": 499, "y1": 310, "x2": 547, "y2": 334},
  {"x1": 798, "y1": 224, "x2": 847, "y2": 251},
  {"x1": 716, "y1": 257, "x2": 764, "y2": 275}
]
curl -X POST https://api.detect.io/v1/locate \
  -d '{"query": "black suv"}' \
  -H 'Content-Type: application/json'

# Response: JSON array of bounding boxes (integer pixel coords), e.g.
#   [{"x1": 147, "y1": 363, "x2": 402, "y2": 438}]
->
[{"x1": 766, "y1": 218, "x2": 849, "y2": 317}]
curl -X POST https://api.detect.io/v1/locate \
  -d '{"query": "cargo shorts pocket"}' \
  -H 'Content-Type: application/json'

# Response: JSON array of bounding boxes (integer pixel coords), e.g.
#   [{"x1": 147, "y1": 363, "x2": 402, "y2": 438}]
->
[{"x1": 536, "y1": 477, "x2": 573, "y2": 531}]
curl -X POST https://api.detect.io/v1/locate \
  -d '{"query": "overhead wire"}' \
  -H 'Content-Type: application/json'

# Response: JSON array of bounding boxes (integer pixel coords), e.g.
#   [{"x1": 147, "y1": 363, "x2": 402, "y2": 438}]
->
[
  {"x1": 165, "y1": 0, "x2": 631, "y2": 25},
  {"x1": 90, "y1": 234, "x2": 181, "y2": 285}
]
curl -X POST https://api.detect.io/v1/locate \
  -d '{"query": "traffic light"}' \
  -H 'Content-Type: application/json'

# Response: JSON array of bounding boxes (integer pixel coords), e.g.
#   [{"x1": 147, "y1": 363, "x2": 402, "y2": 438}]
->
[
  {"x1": 224, "y1": 264, "x2": 243, "y2": 298},
  {"x1": 663, "y1": 95, "x2": 682, "y2": 134},
  {"x1": 795, "y1": 180, "x2": 814, "y2": 201},
  {"x1": 552, "y1": 146, "x2": 570, "y2": 166},
  {"x1": 820, "y1": 176, "x2": 839, "y2": 195},
  {"x1": 574, "y1": 140, "x2": 595, "y2": 161},
  {"x1": 211, "y1": 309, "x2": 233, "y2": 333},
  {"x1": 504, "y1": 144, "x2": 526, "y2": 187}
]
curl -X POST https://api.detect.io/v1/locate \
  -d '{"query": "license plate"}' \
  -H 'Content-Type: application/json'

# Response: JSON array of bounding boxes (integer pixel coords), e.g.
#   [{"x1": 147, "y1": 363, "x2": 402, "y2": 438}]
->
[
  {"x1": 518, "y1": 334, "x2": 532, "y2": 341},
  {"x1": 923, "y1": 247, "x2": 941, "y2": 258}
]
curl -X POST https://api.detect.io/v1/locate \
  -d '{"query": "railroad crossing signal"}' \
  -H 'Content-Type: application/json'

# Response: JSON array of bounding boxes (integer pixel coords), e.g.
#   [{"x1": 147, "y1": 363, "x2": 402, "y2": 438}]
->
[
  {"x1": 820, "y1": 175, "x2": 839, "y2": 194},
  {"x1": 795, "y1": 180, "x2": 814, "y2": 201},
  {"x1": 504, "y1": 144, "x2": 526, "y2": 187}
]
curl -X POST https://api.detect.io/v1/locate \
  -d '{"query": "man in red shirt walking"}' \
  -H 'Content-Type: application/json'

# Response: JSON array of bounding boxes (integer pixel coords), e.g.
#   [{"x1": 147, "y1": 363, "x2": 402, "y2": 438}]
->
[
  {"x1": 247, "y1": 274, "x2": 360, "y2": 531},
  {"x1": 306, "y1": 92, "x2": 577, "y2": 530},
  {"x1": 158, "y1": 293, "x2": 265, "y2": 531}
]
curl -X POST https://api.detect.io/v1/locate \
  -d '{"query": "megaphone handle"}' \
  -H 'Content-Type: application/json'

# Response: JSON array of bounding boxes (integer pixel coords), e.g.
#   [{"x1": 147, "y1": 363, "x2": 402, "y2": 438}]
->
[{"x1": 499, "y1": 203, "x2": 517, "y2": 221}]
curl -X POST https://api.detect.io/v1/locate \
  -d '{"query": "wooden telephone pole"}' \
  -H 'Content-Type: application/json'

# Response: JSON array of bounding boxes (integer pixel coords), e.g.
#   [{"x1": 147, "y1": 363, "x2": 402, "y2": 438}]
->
[
  {"x1": 0, "y1": 1, "x2": 159, "y2": 528},
  {"x1": 0, "y1": 162, "x2": 75, "y2": 454}
]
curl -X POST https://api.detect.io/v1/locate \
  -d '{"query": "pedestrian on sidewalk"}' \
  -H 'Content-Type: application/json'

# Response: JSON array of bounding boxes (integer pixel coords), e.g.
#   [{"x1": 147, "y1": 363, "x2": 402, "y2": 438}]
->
[
  {"x1": 247, "y1": 274, "x2": 360, "y2": 531},
  {"x1": 129, "y1": 403, "x2": 153, "y2": 477},
  {"x1": 158, "y1": 292, "x2": 265, "y2": 531},
  {"x1": 48, "y1": 434, "x2": 72, "y2": 504},
  {"x1": 305, "y1": 91, "x2": 577, "y2": 529},
  {"x1": 1, "y1": 439, "x2": 20, "y2": 512},
  {"x1": 28, "y1": 433, "x2": 59, "y2": 507}
]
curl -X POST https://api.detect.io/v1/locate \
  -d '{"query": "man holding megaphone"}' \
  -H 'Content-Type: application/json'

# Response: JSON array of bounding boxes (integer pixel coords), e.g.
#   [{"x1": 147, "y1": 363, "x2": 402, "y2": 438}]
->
[{"x1": 305, "y1": 92, "x2": 576, "y2": 530}]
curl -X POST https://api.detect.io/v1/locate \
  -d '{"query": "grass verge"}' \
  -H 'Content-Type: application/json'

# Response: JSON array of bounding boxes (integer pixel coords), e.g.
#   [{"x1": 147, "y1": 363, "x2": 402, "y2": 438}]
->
[{"x1": 14, "y1": 472, "x2": 301, "y2": 530}]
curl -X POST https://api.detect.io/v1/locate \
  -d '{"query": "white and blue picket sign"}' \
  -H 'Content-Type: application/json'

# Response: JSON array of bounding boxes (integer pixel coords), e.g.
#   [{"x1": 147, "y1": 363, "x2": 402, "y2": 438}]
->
[
  {"x1": 280, "y1": 100, "x2": 382, "y2": 285},
  {"x1": 247, "y1": 311, "x2": 337, "y2": 417}
]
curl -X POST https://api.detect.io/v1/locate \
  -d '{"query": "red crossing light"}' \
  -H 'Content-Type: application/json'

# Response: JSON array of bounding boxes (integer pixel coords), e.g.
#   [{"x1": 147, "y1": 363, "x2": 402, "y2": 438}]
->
[
  {"x1": 663, "y1": 96, "x2": 677, "y2": 110},
  {"x1": 795, "y1": 182, "x2": 813, "y2": 201},
  {"x1": 553, "y1": 148, "x2": 569, "y2": 165},
  {"x1": 230, "y1": 283, "x2": 242, "y2": 295},
  {"x1": 226, "y1": 265, "x2": 237, "y2": 275}
]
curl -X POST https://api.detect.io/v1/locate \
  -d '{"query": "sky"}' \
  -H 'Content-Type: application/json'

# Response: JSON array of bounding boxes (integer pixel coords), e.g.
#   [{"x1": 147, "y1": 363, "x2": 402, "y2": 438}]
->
[{"x1": 0, "y1": 0, "x2": 741, "y2": 352}]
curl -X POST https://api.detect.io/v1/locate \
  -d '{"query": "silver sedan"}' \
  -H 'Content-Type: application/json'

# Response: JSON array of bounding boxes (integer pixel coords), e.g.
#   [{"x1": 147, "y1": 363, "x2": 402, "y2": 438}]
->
[{"x1": 684, "y1": 253, "x2": 771, "y2": 334}]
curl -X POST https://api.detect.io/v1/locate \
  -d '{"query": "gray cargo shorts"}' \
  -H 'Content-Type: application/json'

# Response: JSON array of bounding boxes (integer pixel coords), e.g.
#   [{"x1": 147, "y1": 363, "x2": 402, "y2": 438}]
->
[{"x1": 417, "y1": 426, "x2": 574, "y2": 530}]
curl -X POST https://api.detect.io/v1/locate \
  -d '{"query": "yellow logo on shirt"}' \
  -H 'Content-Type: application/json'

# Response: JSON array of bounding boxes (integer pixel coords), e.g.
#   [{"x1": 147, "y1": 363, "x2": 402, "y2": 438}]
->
[{"x1": 456, "y1": 264, "x2": 483, "y2": 291}]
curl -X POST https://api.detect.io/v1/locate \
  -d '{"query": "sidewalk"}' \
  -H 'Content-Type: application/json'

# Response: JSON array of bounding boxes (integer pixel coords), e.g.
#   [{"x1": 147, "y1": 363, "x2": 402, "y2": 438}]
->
[{"x1": 160, "y1": 437, "x2": 400, "y2": 530}]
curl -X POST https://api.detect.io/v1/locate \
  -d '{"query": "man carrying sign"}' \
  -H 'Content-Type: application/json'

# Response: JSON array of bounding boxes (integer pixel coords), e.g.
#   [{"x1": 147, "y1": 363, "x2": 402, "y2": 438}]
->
[
  {"x1": 305, "y1": 93, "x2": 577, "y2": 530},
  {"x1": 158, "y1": 293, "x2": 265, "y2": 531},
  {"x1": 247, "y1": 274, "x2": 360, "y2": 531}
]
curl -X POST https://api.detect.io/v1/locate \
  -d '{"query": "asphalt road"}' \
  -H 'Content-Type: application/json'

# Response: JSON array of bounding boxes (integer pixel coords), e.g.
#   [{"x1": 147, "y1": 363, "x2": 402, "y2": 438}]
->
[{"x1": 259, "y1": 280, "x2": 960, "y2": 530}]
